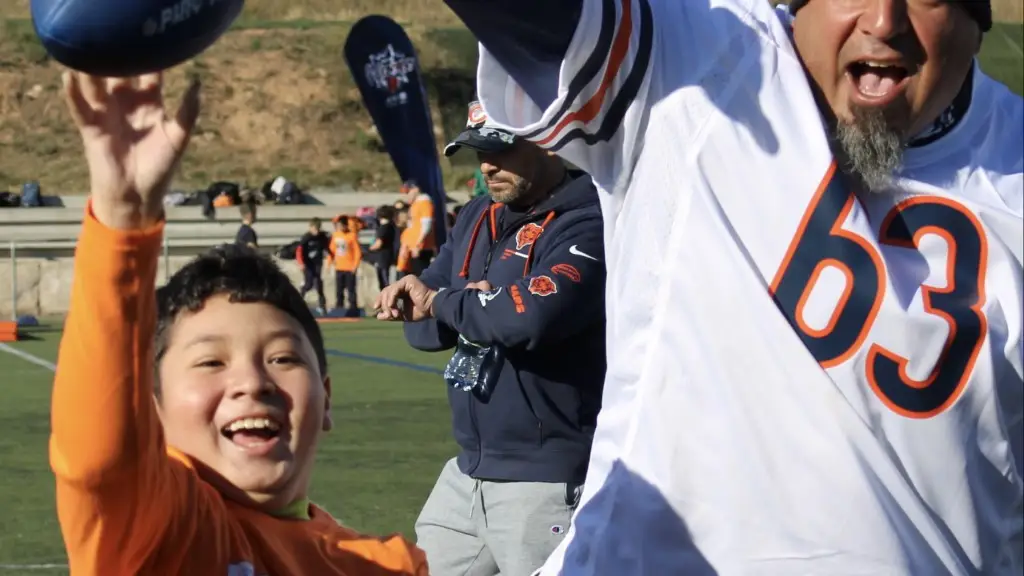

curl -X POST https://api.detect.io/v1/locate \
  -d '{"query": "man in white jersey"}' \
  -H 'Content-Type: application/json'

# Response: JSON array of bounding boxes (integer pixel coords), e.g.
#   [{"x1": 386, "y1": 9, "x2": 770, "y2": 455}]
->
[{"x1": 443, "y1": 0, "x2": 1023, "y2": 574}]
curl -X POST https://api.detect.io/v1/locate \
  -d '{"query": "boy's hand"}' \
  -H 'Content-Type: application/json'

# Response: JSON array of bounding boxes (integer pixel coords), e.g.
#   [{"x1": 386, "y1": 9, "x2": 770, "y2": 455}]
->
[{"x1": 63, "y1": 71, "x2": 201, "y2": 230}]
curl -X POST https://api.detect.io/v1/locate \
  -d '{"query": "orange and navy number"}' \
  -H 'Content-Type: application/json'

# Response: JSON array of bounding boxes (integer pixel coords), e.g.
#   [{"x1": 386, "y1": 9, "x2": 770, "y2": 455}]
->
[{"x1": 770, "y1": 162, "x2": 988, "y2": 419}]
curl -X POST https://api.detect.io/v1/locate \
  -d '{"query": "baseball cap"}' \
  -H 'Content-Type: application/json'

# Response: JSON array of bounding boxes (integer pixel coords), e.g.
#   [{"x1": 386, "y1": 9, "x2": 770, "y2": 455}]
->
[{"x1": 443, "y1": 101, "x2": 516, "y2": 157}]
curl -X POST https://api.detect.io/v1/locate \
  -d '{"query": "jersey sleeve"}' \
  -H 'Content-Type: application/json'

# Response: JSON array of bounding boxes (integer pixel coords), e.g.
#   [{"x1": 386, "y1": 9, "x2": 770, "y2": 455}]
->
[
  {"x1": 50, "y1": 204, "x2": 230, "y2": 574},
  {"x1": 448, "y1": 0, "x2": 654, "y2": 191}
]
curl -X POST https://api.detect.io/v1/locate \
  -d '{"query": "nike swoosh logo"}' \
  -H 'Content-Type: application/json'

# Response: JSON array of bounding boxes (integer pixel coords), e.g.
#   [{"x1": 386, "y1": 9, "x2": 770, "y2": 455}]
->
[{"x1": 569, "y1": 245, "x2": 599, "y2": 261}]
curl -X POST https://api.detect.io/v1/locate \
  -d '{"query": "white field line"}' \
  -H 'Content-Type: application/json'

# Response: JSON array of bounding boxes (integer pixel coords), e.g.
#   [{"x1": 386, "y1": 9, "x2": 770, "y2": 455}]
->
[
  {"x1": 0, "y1": 343, "x2": 56, "y2": 372},
  {"x1": 1001, "y1": 26, "x2": 1023, "y2": 57}
]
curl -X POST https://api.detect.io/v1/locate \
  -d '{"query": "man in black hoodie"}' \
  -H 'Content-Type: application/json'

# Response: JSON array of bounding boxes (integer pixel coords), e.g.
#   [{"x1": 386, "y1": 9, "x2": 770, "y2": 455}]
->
[{"x1": 376, "y1": 101, "x2": 606, "y2": 576}]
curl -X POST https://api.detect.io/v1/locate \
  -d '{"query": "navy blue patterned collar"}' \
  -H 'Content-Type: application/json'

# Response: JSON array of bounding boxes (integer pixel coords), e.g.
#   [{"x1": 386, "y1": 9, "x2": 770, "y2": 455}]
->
[{"x1": 907, "y1": 66, "x2": 974, "y2": 148}]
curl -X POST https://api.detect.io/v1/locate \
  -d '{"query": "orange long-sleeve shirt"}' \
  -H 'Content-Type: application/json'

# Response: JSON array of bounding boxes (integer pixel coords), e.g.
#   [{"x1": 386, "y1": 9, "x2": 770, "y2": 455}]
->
[{"x1": 50, "y1": 205, "x2": 428, "y2": 575}]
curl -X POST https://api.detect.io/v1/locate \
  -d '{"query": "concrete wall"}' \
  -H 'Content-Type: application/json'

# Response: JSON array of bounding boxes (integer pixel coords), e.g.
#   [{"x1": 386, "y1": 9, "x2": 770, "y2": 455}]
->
[{"x1": 0, "y1": 256, "x2": 384, "y2": 318}]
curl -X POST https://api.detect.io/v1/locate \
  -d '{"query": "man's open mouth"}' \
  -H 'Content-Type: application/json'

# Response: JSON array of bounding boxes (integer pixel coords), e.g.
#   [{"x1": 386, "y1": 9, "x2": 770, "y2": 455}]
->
[
  {"x1": 221, "y1": 416, "x2": 282, "y2": 447},
  {"x1": 847, "y1": 61, "x2": 910, "y2": 99}
]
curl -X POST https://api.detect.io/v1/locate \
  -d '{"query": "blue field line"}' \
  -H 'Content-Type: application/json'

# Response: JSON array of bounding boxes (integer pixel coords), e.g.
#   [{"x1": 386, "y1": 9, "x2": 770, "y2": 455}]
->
[{"x1": 325, "y1": 348, "x2": 443, "y2": 375}]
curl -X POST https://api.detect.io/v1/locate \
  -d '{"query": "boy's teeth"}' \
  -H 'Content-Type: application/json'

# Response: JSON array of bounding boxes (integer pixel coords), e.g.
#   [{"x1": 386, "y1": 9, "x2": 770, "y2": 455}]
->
[{"x1": 225, "y1": 417, "x2": 280, "y2": 433}]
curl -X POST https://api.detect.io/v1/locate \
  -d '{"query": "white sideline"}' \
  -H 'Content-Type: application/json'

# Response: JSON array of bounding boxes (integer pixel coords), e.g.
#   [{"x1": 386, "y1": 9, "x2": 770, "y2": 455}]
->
[
  {"x1": 1001, "y1": 26, "x2": 1023, "y2": 57},
  {"x1": 0, "y1": 345, "x2": 66, "y2": 571},
  {"x1": 0, "y1": 343, "x2": 57, "y2": 372}
]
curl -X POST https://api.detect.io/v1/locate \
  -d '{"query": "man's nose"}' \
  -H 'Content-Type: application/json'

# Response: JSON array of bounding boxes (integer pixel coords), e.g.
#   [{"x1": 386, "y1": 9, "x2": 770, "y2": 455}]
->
[
  {"x1": 479, "y1": 160, "x2": 498, "y2": 176},
  {"x1": 858, "y1": 0, "x2": 910, "y2": 41}
]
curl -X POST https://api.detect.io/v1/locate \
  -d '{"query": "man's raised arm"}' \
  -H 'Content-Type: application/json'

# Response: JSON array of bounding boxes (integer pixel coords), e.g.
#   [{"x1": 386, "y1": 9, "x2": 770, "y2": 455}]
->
[
  {"x1": 443, "y1": 0, "x2": 655, "y2": 190},
  {"x1": 443, "y1": 0, "x2": 582, "y2": 109}
]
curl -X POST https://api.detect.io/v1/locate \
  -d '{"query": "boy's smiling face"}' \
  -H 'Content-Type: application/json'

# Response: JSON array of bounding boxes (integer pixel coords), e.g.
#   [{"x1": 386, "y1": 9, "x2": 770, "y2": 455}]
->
[{"x1": 156, "y1": 295, "x2": 332, "y2": 512}]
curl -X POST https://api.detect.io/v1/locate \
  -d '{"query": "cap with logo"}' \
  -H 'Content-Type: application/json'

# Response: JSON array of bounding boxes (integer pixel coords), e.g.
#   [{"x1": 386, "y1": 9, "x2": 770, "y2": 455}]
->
[{"x1": 443, "y1": 101, "x2": 516, "y2": 157}]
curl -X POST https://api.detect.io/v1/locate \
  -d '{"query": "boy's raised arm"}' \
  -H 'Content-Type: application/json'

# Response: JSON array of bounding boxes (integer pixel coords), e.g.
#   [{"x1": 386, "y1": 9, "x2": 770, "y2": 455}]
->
[
  {"x1": 49, "y1": 71, "x2": 207, "y2": 574},
  {"x1": 50, "y1": 208, "x2": 171, "y2": 570}
]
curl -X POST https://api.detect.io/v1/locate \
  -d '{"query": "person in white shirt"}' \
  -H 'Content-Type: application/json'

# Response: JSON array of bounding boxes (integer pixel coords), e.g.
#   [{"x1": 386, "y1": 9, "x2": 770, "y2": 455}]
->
[{"x1": 443, "y1": 0, "x2": 1023, "y2": 574}]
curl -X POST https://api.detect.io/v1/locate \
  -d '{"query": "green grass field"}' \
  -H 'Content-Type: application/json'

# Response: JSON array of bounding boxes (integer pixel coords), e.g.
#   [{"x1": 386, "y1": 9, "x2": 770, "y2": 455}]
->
[
  {"x1": 982, "y1": 22, "x2": 1024, "y2": 95},
  {"x1": 0, "y1": 321, "x2": 456, "y2": 574}
]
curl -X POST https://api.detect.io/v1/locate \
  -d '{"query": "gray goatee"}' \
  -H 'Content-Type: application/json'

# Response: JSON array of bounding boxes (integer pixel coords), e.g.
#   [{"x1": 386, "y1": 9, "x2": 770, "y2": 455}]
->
[{"x1": 832, "y1": 107, "x2": 904, "y2": 193}]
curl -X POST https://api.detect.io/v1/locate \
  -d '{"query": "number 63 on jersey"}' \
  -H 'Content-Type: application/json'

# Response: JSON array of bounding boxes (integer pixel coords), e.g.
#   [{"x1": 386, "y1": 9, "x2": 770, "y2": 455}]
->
[{"x1": 770, "y1": 162, "x2": 989, "y2": 420}]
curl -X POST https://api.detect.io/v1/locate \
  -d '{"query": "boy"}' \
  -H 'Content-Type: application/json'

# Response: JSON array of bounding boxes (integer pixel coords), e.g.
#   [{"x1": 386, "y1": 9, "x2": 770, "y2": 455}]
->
[
  {"x1": 53, "y1": 70, "x2": 428, "y2": 575},
  {"x1": 367, "y1": 205, "x2": 398, "y2": 290},
  {"x1": 331, "y1": 215, "x2": 362, "y2": 314},
  {"x1": 296, "y1": 217, "x2": 332, "y2": 314}
]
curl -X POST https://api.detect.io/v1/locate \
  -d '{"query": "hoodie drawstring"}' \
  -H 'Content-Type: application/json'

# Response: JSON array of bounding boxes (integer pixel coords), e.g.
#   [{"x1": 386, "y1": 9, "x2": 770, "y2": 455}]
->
[
  {"x1": 459, "y1": 203, "x2": 503, "y2": 278},
  {"x1": 460, "y1": 204, "x2": 554, "y2": 278}
]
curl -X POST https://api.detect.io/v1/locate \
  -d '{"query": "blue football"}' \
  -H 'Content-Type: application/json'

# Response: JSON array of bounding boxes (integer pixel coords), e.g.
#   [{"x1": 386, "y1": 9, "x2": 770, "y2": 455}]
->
[{"x1": 31, "y1": 0, "x2": 244, "y2": 77}]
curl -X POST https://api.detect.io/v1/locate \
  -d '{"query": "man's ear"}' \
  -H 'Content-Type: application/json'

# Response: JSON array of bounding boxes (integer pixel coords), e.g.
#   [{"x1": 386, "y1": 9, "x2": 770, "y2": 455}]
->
[{"x1": 321, "y1": 376, "x2": 333, "y2": 432}]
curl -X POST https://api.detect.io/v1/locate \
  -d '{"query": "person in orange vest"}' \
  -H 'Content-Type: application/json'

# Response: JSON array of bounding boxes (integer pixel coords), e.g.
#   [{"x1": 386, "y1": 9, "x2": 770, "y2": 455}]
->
[
  {"x1": 331, "y1": 215, "x2": 362, "y2": 315},
  {"x1": 400, "y1": 180, "x2": 436, "y2": 276},
  {"x1": 52, "y1": 70, "x2": 428, "y2": 575},
  {"x1": 395, "y1": 207, "x2": 414, "y2": 280}
]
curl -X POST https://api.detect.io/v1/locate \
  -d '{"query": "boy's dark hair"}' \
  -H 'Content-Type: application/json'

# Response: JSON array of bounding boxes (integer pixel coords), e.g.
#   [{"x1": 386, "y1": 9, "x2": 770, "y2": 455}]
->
[
  {"x1": 309, "y1": 217, "x2": 321, "y2": 229},
  {"x1": 239, "y1": 202, "x2": 256, "y2": 220},
  {"x1": 376, "y1": 205, "x2": 396, "y2": 221},
  {"x1": 153, "y1": 244, "x2": 327, "y2": 398}
]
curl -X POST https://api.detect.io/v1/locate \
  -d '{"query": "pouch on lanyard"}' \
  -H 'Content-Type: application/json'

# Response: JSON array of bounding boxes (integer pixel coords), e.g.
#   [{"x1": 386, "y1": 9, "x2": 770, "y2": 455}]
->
[{"x1": 443, "y1": 335, "x2": 505, "y2": 401}]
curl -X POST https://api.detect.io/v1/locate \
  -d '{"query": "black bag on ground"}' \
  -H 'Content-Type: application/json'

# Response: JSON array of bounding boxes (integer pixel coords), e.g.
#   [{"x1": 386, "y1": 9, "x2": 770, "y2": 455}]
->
[
  {"x1": 0, "y1": 192, "x2": 20, "y2": 207},
  {"x1": 275, "y1": 180, "x2": 303, "y2": 205},
  {"x1": 208, "y1": 181, "x2": 242, "y2": 205}
]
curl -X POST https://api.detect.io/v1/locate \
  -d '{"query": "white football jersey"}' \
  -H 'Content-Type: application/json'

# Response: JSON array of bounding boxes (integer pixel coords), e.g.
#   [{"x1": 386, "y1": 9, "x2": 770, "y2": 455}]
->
[{"x1": 474, "y1": 0, "x2": 1024, "y2": 574}]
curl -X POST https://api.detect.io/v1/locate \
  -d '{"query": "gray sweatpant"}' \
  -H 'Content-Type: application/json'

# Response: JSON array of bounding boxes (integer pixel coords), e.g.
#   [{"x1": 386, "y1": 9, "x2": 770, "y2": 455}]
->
[{"x1": 415, "y1": 458, "x2": 577, "y2": 576}]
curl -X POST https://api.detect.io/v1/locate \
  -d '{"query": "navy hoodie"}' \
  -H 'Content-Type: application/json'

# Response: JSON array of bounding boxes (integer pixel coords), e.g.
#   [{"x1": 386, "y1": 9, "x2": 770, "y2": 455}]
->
[{"x1": 405, "y1": 173, "x2": 606, "y2": 483}]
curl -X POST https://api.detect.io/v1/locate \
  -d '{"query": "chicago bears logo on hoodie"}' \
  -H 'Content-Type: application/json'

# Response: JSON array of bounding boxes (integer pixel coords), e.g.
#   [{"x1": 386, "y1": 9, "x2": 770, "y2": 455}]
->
[{"x1": 515, "y1": 223, "x2": 544, "y2": 251}]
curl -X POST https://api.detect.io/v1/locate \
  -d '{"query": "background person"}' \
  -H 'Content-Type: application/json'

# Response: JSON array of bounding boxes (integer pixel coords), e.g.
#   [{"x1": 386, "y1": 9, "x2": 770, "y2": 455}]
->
[
  {"x1": 296, "y1": 217, "x2": 332, "y2": 315},
  {"x1": 376, "y1": 102, "x2": 607, "y2": 576},
  {"x1": 331, "y1": 215, "x2": 363, "y2": 315},
  {"x1": 395, "y1": 207, "x2": 414, "y2": 281},
  {"x1": 400, "y1": 181, "x2": 436, "y2": 276},
  {"x1": 368, "y1": 205, "x2": 399, "y2": 289},
  {"x1": 235, "y1": 201, "x2": 258, "y2": 250}
]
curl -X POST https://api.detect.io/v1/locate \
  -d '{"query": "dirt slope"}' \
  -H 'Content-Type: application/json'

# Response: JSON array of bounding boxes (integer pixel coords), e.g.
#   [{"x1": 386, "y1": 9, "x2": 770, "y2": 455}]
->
[{"x1": 0, "y1": 2, "x2": 476, "y2": 194}]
